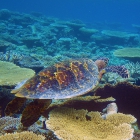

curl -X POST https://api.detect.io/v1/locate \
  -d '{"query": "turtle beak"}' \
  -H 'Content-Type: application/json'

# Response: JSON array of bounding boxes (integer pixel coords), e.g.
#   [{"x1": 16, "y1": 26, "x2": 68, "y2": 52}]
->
[{"x1": 98, "y1": 69, "x2": 106, "y2": 80}]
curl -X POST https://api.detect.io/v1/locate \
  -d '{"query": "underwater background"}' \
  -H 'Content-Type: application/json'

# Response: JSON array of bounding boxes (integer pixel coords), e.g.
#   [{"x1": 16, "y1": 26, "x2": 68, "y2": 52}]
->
[
  {"x1": 1, "y1": 0, "x2": 140, "y2": 30},
  {"x1": 0, "y1": 0, "x2": 140, "y2": 140}
]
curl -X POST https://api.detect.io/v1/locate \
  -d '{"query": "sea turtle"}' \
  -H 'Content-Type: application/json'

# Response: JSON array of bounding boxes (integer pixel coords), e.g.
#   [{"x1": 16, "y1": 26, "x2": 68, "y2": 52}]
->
[{"x1": 5, "y1": 58, "x2": 129, "y2": 127}]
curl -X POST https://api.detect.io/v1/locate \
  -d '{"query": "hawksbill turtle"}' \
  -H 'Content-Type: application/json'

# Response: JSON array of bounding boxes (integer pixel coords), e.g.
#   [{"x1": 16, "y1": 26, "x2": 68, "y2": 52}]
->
[{"x1": 5, "y1": 58, "x2": 129, "y2": 127}]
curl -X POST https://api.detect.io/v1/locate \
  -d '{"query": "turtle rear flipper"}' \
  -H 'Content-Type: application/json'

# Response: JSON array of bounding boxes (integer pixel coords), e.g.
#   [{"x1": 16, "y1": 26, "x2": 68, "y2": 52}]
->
[
  {"x1": 105, "y1": 66, "x2": 129, "y2": 78},
  {"x1": 5, "y1": 97, "x2": 27, "y2": 116},
  {"x1": 21, "y1": 99, "x2": 52, "y2": 127}
]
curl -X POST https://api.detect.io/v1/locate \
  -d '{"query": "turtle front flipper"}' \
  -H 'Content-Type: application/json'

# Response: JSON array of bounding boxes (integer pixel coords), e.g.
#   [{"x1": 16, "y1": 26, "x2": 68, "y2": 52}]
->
[
  {"x1": 21, "y1": 99, "x2": 52, "y2": 127},
  {"x1": 105, "y1": 66, "x2": 129, "y2": 78},
  {"x1": 5, "y1": 97, "x2": 27, "y2": 116}
]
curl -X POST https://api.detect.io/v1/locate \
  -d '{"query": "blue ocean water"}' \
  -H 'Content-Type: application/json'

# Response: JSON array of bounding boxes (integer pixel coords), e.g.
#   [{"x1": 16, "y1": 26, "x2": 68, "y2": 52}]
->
[{"x1": 0, "y1": 0, "x2": 140, "y2": 30}]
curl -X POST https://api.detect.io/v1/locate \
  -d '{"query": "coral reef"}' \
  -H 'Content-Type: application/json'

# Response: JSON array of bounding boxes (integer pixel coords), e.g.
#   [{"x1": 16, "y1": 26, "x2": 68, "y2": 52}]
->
[
  {"x1": 114, "y1": 48, "x2": 140, "y2": 62},
  {"x1": 0, "y1": 9, "x2": 138, "y2": 67},
  {"x1": 0, "y1": 116, "x2": 20, "y2": 134},
  {"x1": 101, "y1": 30, "x2": 139, "y2": 45},
  {"x1": 0, "y1": 51, "x2": 23, "y2": 63},
  {"x1": 125, "y1": 62, "x2": 140, "y2": 79},
  {"x1": 79, "y1": 27, "x2": 99, "y2": 35},
  {"x1": 46, "y1": 107, "x2": 135, "y2": 140},
  {"x1": 0, "y1": 9, "x2": 11, "y2": 20},
  {"x1": 0, "y1": 115, "x2": 59, "y2": 140},
  {"x1": 0, "y1": 9, "x2": 140, "y2": 140},
  {"x1": 0, "y1": 40, "x2": 15, "y2": 52},
  {"x1": 102, "y1": 30, "x2": 138, "y2": 39},
  {"x1": 132, "y1": 24, "x2": 140, "y2": 33},
  {"x1": 102, "y1": 103, "x2": 118, "y2": 119},
  {"x1": 0, "y1": 61, "x2": 35, "y2": 117},
  {"x1": 5, "y1": 94, "x2": 115, "y2": 128},
  {"x1": 0, "y1": 60, "x2": 35, "y2": 86},
  {"x1": 101, "y1": 72, "x2": 127, "y2": 85},
  {"x1": 17, "y1": 55, "x2": 44, "y2": 72},
  {"x1": 79, "y1": 27, "x2": 99, "y2": 41},
  {"x1": 133, "y1": 133, "x2": 140, "y2": 140},
  {"x1": 42, "y1": 95, "x2": 115, "y2": 118},
  {"x1": 105, "y1": 65, "x2": 129, "y2": 78},
  {"x1": 42, "y1": 130, "x2": 59, "y2": 140},
  {"x1": 95, "y1": 82, "x2": 140, "y2": 126},
  {"x1": 0, "y1": 131, "x2": 45, "y2": 140},
  {"x1": 65, "y1": 20, "x2": 85, "y2": 30},
  {"x1": 0, "y1": 51, "x2": 44, "y2": 72}
]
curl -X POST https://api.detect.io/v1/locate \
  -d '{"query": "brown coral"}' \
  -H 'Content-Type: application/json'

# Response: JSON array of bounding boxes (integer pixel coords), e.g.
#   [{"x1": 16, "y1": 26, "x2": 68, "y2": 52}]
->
[
  {"x1": 46, "y1": 107, "x2": 135, "y2": 140},
  {"x1": 0, "y1": 131, "x2": 45, "y2": 140}
]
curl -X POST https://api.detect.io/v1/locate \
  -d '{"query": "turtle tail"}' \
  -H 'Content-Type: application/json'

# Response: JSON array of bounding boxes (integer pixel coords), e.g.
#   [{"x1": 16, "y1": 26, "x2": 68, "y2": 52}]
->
[{"x1": 105, "y1": 65, "x2": 129, "y2": 78}]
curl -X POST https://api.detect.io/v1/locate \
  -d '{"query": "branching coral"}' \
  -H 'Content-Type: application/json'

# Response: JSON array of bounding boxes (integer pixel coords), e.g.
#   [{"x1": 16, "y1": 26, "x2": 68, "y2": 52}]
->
[
  {"x1": 0, "y1": 131, "x2": 45, "y2": 140},
  {"x1": 46, "y1": 107, "x2": 135, "y2": 140},
  {"x1": 0, "y1": 51, "x2": 24, "y2": 63},
  {"x1": 101, "y1": 72, "x2": 126, "y2": 84},
  {"x1": 125, "y1": 62, "x2": 140, "y2": 78}
]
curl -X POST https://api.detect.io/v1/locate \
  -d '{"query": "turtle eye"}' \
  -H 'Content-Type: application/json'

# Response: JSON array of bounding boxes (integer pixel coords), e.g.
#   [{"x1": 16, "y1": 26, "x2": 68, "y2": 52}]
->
[
  {"x1": 104, "y1": 58, "x2": 109, "y2": 65},
  {"x1": 96, "y1": 57, "x2": 109, "y2": 66},
  {"x1": 101, "y1": 58, "x2": 109, "y2": 66}
]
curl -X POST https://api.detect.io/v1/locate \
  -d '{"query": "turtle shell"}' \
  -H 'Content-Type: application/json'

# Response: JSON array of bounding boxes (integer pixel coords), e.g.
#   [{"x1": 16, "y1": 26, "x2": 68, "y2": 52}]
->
[{"x1": 12, "y1": 58, "x2": 99, "y2": 99}]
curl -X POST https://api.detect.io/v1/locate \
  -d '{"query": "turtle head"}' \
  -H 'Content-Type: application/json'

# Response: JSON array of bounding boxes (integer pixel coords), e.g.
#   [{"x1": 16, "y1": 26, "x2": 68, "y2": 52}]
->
[{"x1": 95, "y1": 57, "x2": 109, "y2": 71}]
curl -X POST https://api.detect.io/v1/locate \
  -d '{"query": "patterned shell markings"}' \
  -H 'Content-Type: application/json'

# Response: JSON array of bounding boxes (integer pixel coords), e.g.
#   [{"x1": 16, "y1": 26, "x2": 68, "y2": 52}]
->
[{"x1": 13, "y1": 59, "x2": 99, "y2": 99}]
